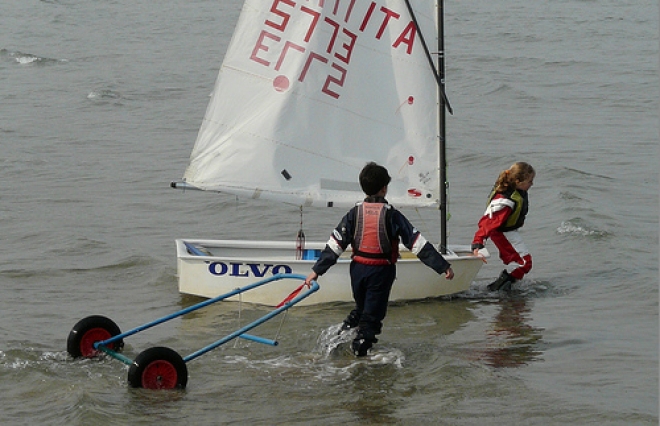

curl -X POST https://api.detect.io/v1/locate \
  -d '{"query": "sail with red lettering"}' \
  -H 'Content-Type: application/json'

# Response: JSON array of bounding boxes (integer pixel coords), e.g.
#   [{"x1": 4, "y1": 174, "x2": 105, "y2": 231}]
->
[{"x1": 181, "y1": 0, "x2": 439, "y2": 208}]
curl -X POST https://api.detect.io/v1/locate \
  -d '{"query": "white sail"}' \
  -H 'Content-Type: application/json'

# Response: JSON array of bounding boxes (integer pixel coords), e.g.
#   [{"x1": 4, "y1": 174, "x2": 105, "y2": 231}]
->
[{"x1": 183, "y1": 0, "x2": 440, "y2": 208}]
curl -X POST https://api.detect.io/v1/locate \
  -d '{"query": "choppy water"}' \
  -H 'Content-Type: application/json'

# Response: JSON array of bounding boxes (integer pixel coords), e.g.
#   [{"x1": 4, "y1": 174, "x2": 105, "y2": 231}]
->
[{"x1": 1, "y1": 0, "x2": 658, "y2": 424}]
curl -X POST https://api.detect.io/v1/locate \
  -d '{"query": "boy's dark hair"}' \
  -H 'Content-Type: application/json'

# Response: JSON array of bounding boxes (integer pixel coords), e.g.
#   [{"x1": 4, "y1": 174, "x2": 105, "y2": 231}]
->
[{"x1": 359, "y1": 162, "x2": 391, "y2": 196}]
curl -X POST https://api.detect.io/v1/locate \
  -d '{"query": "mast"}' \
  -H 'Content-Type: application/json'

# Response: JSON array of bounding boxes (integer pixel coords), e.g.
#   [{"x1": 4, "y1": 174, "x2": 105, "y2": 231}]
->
[
  {"x1": 438, "y1": 0, "x2": 448, "y2": 254},
  {"x1": 403, "y1": 0, "x2": 450, "y2": 252}
]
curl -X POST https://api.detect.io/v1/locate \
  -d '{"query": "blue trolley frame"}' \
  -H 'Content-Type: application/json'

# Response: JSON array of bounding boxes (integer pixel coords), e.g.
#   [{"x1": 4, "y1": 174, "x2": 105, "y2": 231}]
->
[{"x1": 91, "y1": 273, "x2": 319, "y2": 365}]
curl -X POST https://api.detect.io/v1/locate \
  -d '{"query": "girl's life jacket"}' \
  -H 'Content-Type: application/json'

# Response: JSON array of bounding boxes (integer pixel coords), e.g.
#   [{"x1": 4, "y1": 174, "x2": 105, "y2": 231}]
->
[
  {"x1": 472, "y1": 188, "x2": 529, "y2": 251},
  {"x1": 486, "y1": 188, "x2": 529, "y2": 232}
]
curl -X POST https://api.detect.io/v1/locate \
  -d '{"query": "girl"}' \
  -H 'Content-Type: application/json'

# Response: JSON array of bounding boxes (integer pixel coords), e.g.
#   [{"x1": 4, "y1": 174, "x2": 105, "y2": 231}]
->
[{"x1": 472, "y1": 162, "x2": 535, "y2": 291}]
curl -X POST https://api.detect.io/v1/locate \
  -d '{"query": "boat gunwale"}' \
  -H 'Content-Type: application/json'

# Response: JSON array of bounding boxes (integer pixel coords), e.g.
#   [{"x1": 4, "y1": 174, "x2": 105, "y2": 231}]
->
[{"x1": 175, "y1": 239, "x2": 487, "y2": 262}]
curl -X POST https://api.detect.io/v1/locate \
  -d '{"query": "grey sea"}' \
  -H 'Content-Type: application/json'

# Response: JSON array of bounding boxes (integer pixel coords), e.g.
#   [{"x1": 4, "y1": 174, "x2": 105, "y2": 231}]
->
[{"x1": 1, "y1": 0, "x2": 657, "y2": 424}]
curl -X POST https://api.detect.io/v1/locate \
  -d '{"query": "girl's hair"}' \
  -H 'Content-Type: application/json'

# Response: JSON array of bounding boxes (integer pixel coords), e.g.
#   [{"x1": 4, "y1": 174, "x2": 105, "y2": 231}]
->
[{"x1": 493, "y1": 162, "x2": 535, "y2": 193}]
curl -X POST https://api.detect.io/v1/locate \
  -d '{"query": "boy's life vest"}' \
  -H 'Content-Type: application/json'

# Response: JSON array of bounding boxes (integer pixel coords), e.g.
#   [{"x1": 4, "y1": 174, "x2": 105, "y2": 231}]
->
[
  {"x1": 351, "y1": 202, "x2": 399, "y2": 265},
  {"x1": 488, "y1": 188, "x2": 529, "y2": 232}
]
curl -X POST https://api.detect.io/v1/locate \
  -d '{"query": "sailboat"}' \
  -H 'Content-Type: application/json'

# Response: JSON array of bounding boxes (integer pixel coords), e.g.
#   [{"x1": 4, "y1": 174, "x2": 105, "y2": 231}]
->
[{"x1": 171, "y1": 0, "x2": 488, "y2": 306}]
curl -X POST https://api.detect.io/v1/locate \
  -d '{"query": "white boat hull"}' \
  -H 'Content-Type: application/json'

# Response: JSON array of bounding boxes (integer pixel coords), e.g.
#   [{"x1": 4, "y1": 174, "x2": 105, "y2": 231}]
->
[{"x1": 175, "y1": 239, "x2": 487, "y2": 306}]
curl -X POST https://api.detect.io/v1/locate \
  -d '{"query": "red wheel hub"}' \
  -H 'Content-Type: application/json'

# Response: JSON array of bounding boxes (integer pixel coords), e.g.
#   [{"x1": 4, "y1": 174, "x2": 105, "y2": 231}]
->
[
  {"x1": 141, "y1": 360, "x2": 179, "y2": 389},
  {"x1": 79, "y1": 328, "x2": 112, "y2": 357}
]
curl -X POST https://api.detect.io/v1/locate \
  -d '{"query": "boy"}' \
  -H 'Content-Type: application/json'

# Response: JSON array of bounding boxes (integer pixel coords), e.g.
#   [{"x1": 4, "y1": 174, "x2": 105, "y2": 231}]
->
[{"x1": 304, "y1": 162, "x2": 454, "y2": 356}]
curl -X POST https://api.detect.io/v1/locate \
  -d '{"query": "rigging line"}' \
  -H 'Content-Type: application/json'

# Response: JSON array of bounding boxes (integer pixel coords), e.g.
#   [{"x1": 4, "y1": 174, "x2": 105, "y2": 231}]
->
[
  {"x1": 233, "y1": 290, "x2": 243, "y2": 348},
  {"x1": 412, "y1": 207, "x2": 429, "y2": 236},
  {"x1": 296, "y1": 205, "x2": 305, "y2": 260},
  {"x1": 402, "y1": 0, "x2": 453, "y2": 115},
  {"x1": 273, "y1": 309, "x2": 288, "y2": 343}
]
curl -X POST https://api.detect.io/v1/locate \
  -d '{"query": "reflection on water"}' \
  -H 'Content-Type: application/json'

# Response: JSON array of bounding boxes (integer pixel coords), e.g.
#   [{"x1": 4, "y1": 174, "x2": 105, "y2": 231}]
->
[
  {"x1": 342, "y1": 363, "x2": 402, "y2": 425},
  {"x1": 479, "y1": 297, "x2": 544, "y2": 368}
]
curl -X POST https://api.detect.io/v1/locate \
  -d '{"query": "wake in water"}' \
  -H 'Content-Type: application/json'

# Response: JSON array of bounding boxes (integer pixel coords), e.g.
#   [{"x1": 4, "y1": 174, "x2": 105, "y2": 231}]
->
[
  {"x1": 313, "y1": 323, "x2": 355, "y2": 358},
  {"x1": 0, "y1": 49, "x2": 67, "y2": 65},
  {"x1": 454, "y1": 278, "x2": 558, "y2": 300},
  {"x1": 312, "y1": 323, "x2": 405, "y2": 367},
  {"x1": 557, "y1": 219, "x2": 609, "y2": 238},
  {"x1": 221, "y1": 323, "x2": 406, "y2": 384}
]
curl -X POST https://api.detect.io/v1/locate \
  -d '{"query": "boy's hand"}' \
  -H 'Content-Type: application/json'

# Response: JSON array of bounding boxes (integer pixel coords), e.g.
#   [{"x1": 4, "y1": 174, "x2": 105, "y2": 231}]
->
[
  {"x1": 304, "y1": 271, "x2": 318, "y2": 286},
  {"x1": 445, "y1": 267, "x2": 454, "y2": 280}
]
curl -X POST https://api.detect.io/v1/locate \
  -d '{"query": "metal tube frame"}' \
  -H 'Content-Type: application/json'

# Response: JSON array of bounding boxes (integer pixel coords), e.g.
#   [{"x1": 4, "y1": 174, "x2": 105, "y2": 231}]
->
[{"x1": 93, "y1": 274, "x2": 319, "y2": 365}]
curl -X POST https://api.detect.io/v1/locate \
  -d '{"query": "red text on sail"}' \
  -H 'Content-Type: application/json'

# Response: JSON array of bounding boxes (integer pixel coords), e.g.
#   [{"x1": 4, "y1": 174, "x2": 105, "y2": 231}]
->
[{"x1": 250, "y1": 0, "x2": 417, "y2": 98}]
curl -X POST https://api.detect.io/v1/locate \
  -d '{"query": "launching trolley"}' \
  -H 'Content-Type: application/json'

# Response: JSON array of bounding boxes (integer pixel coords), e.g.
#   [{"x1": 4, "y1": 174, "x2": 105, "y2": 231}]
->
[{"x1": 66, "y1": 274, "x2": 319, "y2": 389}]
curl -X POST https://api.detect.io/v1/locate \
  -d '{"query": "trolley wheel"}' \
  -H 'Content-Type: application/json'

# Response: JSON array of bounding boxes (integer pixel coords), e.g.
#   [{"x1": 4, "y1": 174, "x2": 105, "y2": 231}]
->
[
  {"x1": 67, "y1": 315, "x2": 124, "y2": 358},
  {"x1": 127, "y1": 346, "x2": 188, "y2": 390}
]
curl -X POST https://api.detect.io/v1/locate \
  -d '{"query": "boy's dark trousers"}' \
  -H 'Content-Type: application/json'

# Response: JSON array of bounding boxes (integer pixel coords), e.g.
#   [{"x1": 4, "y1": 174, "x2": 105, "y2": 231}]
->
[{"x1": 347, "y1": 262, "x2": 396, "y2": 347}]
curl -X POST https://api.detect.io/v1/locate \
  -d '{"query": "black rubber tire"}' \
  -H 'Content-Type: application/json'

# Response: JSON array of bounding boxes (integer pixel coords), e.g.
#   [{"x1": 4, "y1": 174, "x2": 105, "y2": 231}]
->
[
  {"x1": 67, "y1": 315, "x2": 124, "y2": 358},
  {"x1": 127, "y1": 346, "x2": 188, "y2": 390}
]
